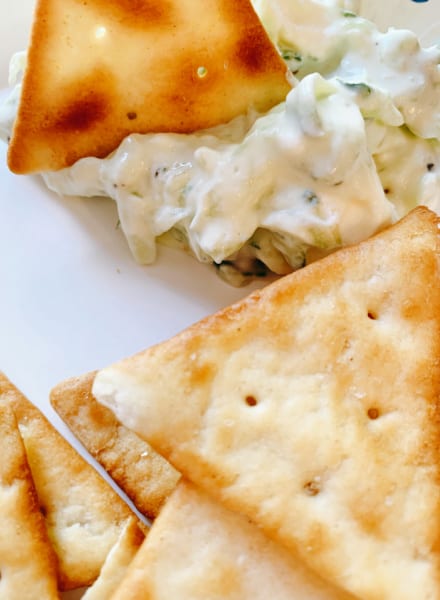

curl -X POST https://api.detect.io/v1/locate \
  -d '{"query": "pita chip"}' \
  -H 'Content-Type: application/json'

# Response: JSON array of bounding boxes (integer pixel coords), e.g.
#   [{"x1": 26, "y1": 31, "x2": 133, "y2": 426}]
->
[
  {"x1": 51, "y1": 371, "x2": 180, "y2": 520},
  {"x1": 0, "y1": 404, "x2": 60, "y2": 599},
  {"x1": 82, "y1": 516, "x2": 145, "y2": 600},
  {"x1": 8, "y1": 0, "x2": 291, "y2": 173},
  {"x1": 92, "y1": 206, "x2": 440, "y2": 600},
  {"x1": 0, "y1": 372, "x2": 143, "y2": 591},
  {"x1": 111, "y1": 479, "x2": 352, "y2": 599}
]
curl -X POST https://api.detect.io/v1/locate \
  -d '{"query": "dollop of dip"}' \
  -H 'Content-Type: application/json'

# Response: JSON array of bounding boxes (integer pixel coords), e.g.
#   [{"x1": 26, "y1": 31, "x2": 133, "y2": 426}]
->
[{"x1": 1, "y1": 0, "x2": 439, "y2": 285}]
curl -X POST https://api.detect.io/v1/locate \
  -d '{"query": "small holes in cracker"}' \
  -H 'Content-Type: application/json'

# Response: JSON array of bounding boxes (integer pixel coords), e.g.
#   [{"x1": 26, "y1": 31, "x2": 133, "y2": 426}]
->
[
  {"x1": 304, "y1": 480, "x2": 321, "y2": 496},
  {"x1": 367, "y1": 408, "x2": 380, "y2": 420},
  {"x1": 245, "y1": 395, "x2": 258, "y2": 407}
]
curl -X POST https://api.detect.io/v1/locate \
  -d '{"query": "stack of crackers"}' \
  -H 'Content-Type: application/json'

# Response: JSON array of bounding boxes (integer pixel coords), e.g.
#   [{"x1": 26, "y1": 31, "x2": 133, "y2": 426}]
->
[
  {"x1": 43, "y1": 206, "x2": 440, "y2": 598},
  {"x1": 0, "y1": 373, "x2": 149, "y2": 598}
]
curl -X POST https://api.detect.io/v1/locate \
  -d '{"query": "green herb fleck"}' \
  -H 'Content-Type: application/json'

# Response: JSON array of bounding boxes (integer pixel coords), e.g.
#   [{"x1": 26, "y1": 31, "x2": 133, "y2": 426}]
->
[
  {"x1": 343, "y1": 82, "x2": 372, "y2": 96},
  {"x1": 303, "y1": 190, "x2": 319, "y2": 205},
  {"x1": 281, "y1": 49, "x2": 302, "y2": 62},
  {"x1": 154, "y1": 166, "x2": 168, "y2": 178},
  {"x1": 342, "y1": 10, "x2": 357, "y2": 17}
]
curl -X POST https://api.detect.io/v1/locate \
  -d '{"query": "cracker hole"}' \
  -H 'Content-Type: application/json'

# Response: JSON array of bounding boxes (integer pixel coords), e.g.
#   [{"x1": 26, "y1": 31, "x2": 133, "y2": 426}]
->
[
  {"x1": 367, "y1": 407, "x2": 380, "y2": 420},
  {"x1": 40, "y1": 505, "x2": 47, "y2": 517},
  {"x1": 304, "y1": 480, "x2": 321, "y2": 496},
  {"x1": 245, "y1": 395, "x2": 258, "y2": 407},
  {"x1": 127, "y1": 111, "x2": 137, "y2": 120},
  {"x1": 367, "y1": 310, "x2": 377, "y2": 320}
]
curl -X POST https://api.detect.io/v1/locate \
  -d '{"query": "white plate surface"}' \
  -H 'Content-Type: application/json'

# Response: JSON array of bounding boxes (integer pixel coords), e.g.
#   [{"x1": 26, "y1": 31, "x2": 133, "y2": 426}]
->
[{"x1": 0, "y1": 1, "x2": 438, "y2": 598}]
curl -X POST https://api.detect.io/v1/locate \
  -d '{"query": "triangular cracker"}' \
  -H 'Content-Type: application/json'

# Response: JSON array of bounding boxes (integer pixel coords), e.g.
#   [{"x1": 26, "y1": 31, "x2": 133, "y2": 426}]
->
[
  {"x1": 0, "y1": 372, "x2": 143, "y2": 591},
  {"x1": 111, "y1": 480, "x2": 352, "y2": 599},
  {"x1": 92, "y1": 207, "x2": 440, "y2": 599},
  {"x1": 8, "y1": 0, "x2": 290, "y2": 173},
  {"x1": 0, "y1": 404, "x2": 60, "y2": 599},
  {"x1": 51, "y1": 371, "x2": 180, "y2": 520}
]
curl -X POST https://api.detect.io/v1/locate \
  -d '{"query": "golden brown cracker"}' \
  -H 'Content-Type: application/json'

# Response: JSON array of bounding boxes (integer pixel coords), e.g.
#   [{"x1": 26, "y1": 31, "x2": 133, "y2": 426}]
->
[
  {"x1": 8, "y1": 0, "x2": 290, "y2": 173},
  {"x1": 93, "y1": 207, "x2": 440, "y2": 599}
]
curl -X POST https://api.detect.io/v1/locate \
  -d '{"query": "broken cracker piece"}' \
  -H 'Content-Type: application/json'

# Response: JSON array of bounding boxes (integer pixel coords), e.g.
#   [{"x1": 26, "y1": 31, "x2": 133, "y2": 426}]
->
[{"x1": 82, "y1": 516, "x2": 145, "y2": 600}]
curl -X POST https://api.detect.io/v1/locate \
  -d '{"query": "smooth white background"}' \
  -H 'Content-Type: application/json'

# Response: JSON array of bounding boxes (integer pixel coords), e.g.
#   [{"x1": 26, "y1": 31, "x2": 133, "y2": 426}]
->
[{"x1": 0, "y1": 1, "x2": 438, "y2": 598}]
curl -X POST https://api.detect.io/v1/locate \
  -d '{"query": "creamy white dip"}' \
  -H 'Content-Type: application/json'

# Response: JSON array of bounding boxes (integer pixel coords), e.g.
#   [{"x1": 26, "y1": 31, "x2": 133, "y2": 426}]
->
[{"x1": 1, "y1": 0, "x2": 439, "y2": 285}]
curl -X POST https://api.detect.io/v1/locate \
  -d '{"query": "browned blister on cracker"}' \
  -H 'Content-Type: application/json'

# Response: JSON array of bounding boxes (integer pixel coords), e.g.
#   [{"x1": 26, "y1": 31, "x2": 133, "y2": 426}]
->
[
  {"x1": 0, "y1": 404, "x2": 60, "y2": 599},
  {"x1": 92, "y1": 207, "x2": 440, "y2": 600},
  {"x1": 0, "y1": 372, "x2": 143, "y2": 591},
  {"x1": 51, "y1": 370, "x2": 180, "y2": 520},
  {"x1": 8, "y1": 0, "x2": 291, "y2": 173}
]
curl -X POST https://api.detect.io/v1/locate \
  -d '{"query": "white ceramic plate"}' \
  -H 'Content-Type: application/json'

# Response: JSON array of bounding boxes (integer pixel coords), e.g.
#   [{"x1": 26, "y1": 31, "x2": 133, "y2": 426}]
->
[{"x1": 0, "y1": 1, "x2": 438, "y2": 598}]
